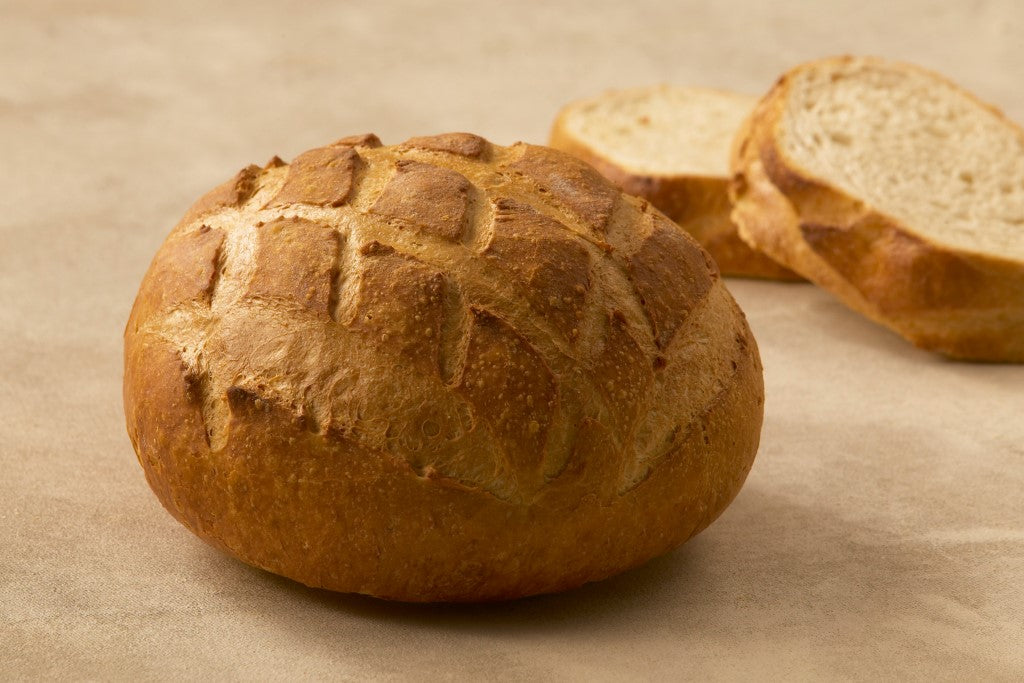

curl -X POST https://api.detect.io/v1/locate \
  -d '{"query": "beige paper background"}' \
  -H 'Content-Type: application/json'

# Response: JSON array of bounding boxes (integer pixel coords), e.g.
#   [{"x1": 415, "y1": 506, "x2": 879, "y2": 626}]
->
[{"x1": 3, "y1": 1, "x2": 1023, "y2": 679}]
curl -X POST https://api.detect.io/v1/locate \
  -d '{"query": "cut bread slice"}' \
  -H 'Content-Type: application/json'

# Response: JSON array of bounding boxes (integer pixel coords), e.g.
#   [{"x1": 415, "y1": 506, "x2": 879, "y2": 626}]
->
[
  {"x1": 550, "y1": 85, "x2": 800, "y2": 280},
  {"x1": 731, "y1": 56, "x2": 1024, "y2": 362}
]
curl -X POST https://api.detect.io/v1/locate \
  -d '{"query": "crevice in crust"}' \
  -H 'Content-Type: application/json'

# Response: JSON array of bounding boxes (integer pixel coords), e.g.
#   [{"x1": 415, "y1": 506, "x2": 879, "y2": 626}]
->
[
  {"x1": 186, "y1": 366, "x2": 229, "y2": 452},
  {"x1": 461, "y1": 185, "x2": 494, "y2": 253},
  {"x1": 342, "y1": 146, "x2": 392, "y2": 214},
  {"x1": 331, "y1": 214, "x2": 363, "y2": 326},
  {"x1": 205, "y1": 227, "x2": 227, "y2": 305},
  {"x1": 438, "y1": 278, "x2": 471, "y2": 385},
  {"x1": 327, "y1": 230, "x2": 346, "y2": 323}
]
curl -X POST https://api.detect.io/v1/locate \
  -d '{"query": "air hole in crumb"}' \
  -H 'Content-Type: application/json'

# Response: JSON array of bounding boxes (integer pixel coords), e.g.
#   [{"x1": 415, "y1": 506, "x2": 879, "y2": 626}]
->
[
  {"x1": 829, "y1": 131, "x2": 852, "y2": 145},
  {"x1": 732, "y1": 173, "x2": 748, "y2": 196},
  {"x1": 959, "y1": 171, "x2": 974, "y2": 185}
]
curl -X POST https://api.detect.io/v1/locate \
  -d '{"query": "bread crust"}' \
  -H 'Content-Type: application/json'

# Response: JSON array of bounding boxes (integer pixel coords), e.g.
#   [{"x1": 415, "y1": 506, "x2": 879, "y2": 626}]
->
[
  {"x1": 550, "y1": 102, "x2": 802, "y2": 281},
  {"x1": 125, "y1": 133, "x2": 765, "y2": 601},
  {"x1": 730, "y1": 56, "x2": 1024, "y2": 362}
]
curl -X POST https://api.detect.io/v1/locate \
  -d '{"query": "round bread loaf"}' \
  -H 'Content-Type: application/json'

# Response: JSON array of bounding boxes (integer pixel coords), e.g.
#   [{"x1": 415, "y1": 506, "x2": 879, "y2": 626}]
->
[{"x1": 124, "y1": 132, "x2": 764, "y2": 602}]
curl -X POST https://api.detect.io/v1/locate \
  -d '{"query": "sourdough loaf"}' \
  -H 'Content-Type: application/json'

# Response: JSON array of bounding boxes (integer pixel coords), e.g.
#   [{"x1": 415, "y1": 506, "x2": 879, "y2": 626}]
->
[
  {"x1": 550, "y1": 86, "x2": 800, "y2": 280},
  {"x1": 730, "y1": 56, "x2": 1024, "y2": 361},
  {"x1": 124, "y1": 133, "x2": 764, "y2": 601}
]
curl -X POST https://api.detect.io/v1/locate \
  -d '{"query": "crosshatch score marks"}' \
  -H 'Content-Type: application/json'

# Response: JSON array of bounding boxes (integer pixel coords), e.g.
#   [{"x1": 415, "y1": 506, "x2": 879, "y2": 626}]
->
[{"x1": 133, "y1": 134, "x2": 740, "y2": 499}]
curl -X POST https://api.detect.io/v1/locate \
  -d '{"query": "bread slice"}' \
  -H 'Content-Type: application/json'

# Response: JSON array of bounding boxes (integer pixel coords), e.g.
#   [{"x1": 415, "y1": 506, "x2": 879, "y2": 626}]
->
[
  {"x1": 550, "y1": 85, "x2": 800, "y2": 280},
  {"x1": 731, "y1": 56, "x2": 1024, "y2": 361}
]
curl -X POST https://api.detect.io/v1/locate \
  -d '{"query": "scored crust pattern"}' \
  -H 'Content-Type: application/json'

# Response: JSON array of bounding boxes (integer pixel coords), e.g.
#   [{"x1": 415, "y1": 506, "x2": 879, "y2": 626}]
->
[{"x1": 128, "y1": 133, "x2": 749, "y2": 502}]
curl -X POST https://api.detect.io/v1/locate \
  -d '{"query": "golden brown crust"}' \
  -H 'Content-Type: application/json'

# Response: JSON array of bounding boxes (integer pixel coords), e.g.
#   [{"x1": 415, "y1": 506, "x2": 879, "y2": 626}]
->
[
  {"x1": 402, "y1": 132, "x2": 488, "y2": 158},
  {"x1": 124, "y1": 133, "x2": 765, "y2": 601},
  {"x1": 484, "y1": 198, "x2": 591, "y2": 346},
  {"x1": 331, "y1": 132, "x2": 383, "y2": 149},
  {"x1": 246, "y1": 218, "x2": 341, "y2": 318},
  {"x1": 730, "y1": 57, "x2": 1024, "y2": 362},
  {"x1": 508, "y1": 143, "x2": 619, "y2": 236},
  {"x1": 454, "y1": 308, "x2": 558, "y2": 479},
  {"x1": 549, "y1": 114, "x2": 801, "y2": 280},
  {"x1": 126, "y1": 225, "x2": 224, "y2": 336},
  {"x1": 268, "y1": 145, "x2": 359, "y2": 207},
  {"x1": 628, "y1": 213, "x2": 716, "y2": 350},
  {"x1": 179, "y1": 165, "x2": 262, "y2": 227},
  {"x1": 369, "y1": 159, "x2": 472, "y2": 241}
]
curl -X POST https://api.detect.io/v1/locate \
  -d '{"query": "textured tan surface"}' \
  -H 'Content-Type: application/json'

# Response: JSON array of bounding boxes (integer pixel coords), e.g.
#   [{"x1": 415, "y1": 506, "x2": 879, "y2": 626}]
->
[
  {"x1": 3, "y1": 0, "x2": 1024, "y2": 678},
  {"x1": 124, "y1": 133, "x2": 763, "y2": 601},
  {"x1": 549, "y1": 86, "x2": 801, "y2": 279}
]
